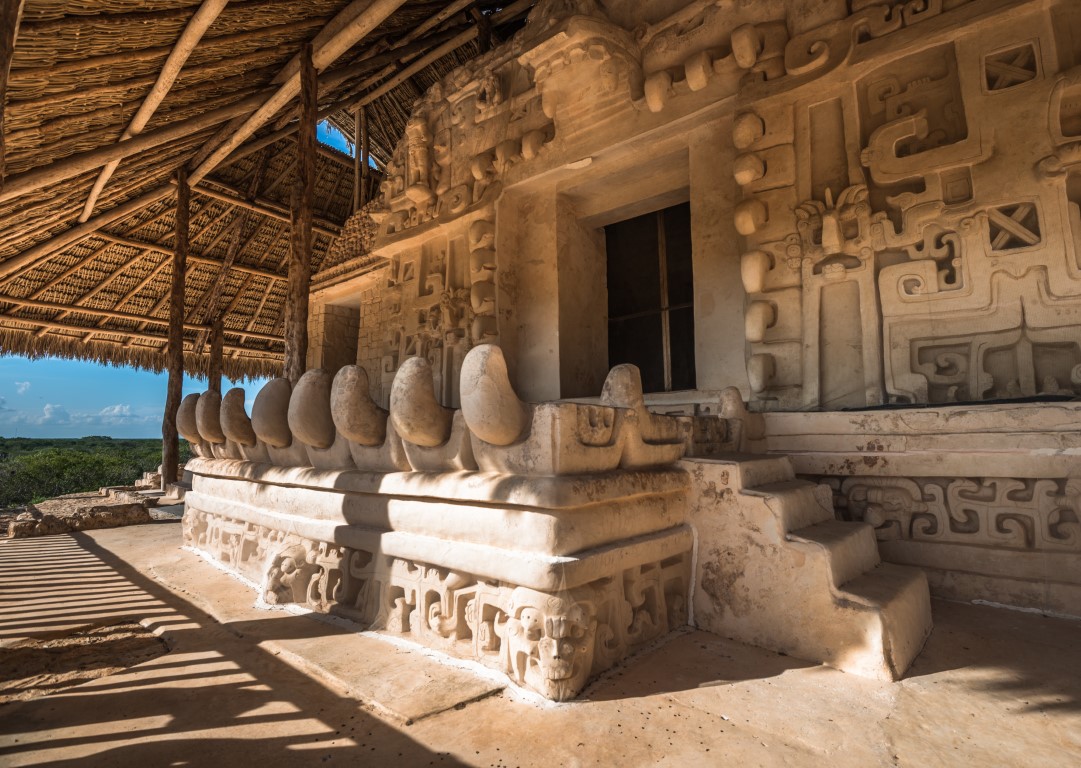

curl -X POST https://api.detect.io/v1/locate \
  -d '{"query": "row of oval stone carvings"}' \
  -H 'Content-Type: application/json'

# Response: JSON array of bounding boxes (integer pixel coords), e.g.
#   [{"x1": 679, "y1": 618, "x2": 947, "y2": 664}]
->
[{"x1": 176, "y1": 343, "x2": 691, "y2": 476}]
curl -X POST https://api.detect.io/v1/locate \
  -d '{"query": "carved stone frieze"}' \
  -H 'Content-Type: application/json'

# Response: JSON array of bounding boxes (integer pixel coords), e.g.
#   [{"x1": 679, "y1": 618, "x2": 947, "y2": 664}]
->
[
  {"x1": 825, "y1": 475, "x2": 1081, "y2": 553},
  {"x1": 183, "y1": 507, "x2": 691, "y2": 702}
]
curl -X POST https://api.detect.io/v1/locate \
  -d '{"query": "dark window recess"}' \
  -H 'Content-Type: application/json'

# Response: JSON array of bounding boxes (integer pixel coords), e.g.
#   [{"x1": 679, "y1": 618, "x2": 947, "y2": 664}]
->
[{"x1": 605, "y1": 202, "x2": 696, "y2": 393}]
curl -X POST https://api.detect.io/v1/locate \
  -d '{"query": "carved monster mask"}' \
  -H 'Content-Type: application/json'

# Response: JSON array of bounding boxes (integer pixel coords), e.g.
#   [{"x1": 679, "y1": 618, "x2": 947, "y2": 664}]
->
[{"x1": 503, "y1": 587, "x2": 597, "y2": 701}]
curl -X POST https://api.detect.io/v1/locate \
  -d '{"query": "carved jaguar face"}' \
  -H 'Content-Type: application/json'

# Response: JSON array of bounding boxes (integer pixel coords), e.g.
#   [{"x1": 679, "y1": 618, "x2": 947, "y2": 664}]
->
[{"x1": 505, "y1": 588, "x2": 596, "y2": 701}]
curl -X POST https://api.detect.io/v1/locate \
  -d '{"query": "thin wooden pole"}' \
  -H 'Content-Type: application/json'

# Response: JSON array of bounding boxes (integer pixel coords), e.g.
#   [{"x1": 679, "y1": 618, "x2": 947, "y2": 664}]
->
[
  {"x1": 162, "y1": 168, "x2": 189, "y2": 490},
  {"x1": 360, "y1": 107, "x2": 370, "y2": 207},
  {"x1": 353, "y1": 106, "x2": 362, "y2": 212},
  {"x1": 283, "y1": 43, "x2": 317, "y2": 384},
  {"x1": 208, "y1": 317, "x2": 224, "y2": 394}
]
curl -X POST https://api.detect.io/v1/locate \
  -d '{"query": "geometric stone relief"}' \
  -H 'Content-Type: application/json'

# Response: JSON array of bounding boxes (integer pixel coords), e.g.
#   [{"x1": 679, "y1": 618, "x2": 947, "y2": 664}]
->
[
  {"x1": 824, "y1": 476, "x2": 1081, "y2": 553},
  {"x1": 983, "y1": 42, "x2": 1039, "y2": 92},
  {"x1": 986, "y1": 202, "x2": 1041, "y2": 252},
  {"x1": 727, "y1": 0, "x2": 1081, "y2": 409},
  {"x1": 184, "y1": 508, "x2": 691, "y2": 702}
]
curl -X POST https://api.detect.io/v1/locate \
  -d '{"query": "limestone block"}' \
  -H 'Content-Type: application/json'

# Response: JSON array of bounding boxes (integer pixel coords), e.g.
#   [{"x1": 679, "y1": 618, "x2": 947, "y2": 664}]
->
[
  {"x1": 252, "y1": 378, "x2": 294, "y2": 449},
  {"x1": 221, "y1": 388, "x2": 256, "y2": 447},
  {"x1": 307, "y1": 432, "x2": 357, "y2": 471},
  {"x1": 686, "y1": 455, "x2": 932, "y2": 681},
  {"x1": 390, "y1": 357, "x2": 453, "y2": 448},
  {"x1": 400, "y1": 411, "x2": 477, "y2": 472},
  {"x1": 747, "y1": 353, "x2": 776, "y2": 394},
  {"x1": 460, "y1": 344, "x2": 531, "y2": 446},
  {"x1": 470, "y1": 403, "x2": 623, "y2": 475},
  {"x1": 195, "y1": 391, "x2": 226, "y2": 445},
  {"x1": 344, "y1": 417, "x2": 412, "y2": 473},
  {"x1": 644, "y1": 70, "x2": 672, "y2": 113},
  {"x1": 289, "y1": 370, "x2": 337, "y2": 450},
  {"x1": 740, "y1": 250, "x2": 772, "y2": 294},
  {"x1": 177, "y1": 392, "x2": 202, "y2": 444},
  {"x1": 331, "y1": 365, "x2": 387, "y2": 447},
  {"x1": 734, "y1": 198, "x2": 768, "y2": 236},
  {"x1": 732, "y1": 111, "x2": 764, "y2": 149},
  {"x1": 745, "y1": 300, "x2": 775, "y2": 343}
]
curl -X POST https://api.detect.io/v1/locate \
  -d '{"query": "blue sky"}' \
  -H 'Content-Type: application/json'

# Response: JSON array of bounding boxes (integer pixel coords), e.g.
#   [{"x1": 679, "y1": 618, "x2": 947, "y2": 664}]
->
[{"x1": 0, "y1": 122, "x2": 352, "y2": 439}]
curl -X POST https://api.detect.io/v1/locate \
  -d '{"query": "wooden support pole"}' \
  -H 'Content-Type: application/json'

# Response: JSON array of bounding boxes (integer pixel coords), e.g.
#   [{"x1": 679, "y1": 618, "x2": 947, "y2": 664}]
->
[
  {"x1": 360, "y1": 107, "x2": 370, "y2": 207},
  {"x1": 0, "y1": 0, "x2": 25, "y2": 192},
  {"x1": 207, "y1": 317, "x2": 224, "y2": 394},
  {"x1": 353, "y1": 106, "x2": 362, "y2": 212},
  {"x1": 283, "y1": 43, "x2": 317, "y2": 384},
  {"x1": 162, "y1": 168, "x2": 189, "y2": 490}
]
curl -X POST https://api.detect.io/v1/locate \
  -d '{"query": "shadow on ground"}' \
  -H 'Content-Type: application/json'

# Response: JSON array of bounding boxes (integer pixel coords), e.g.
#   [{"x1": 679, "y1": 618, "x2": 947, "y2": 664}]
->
[{"x1": 0, "y1": 532, "x2": 466, "y2": 767}]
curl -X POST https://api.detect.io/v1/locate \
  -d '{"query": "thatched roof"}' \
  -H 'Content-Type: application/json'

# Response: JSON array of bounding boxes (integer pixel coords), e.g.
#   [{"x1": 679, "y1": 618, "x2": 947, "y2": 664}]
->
[{"x1": 0, "y1": 0, "x2": 532, "y2": 379}]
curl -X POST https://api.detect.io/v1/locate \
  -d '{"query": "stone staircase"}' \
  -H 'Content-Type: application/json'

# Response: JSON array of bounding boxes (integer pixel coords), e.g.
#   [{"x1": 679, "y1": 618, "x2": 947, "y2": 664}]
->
[{"x1": 685, "y1": 452, "x2": 932, "y2": 681}]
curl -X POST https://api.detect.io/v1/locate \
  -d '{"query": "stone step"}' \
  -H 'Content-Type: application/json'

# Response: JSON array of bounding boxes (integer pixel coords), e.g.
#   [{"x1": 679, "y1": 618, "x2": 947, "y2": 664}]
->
[
  {"x1": 166, "y1": 483, "x2": 190, "y2": 501},
  {"x1": 744, "y1": 480, "x2": 836, "y2": 532},
  {"x1": 697, "y1": 452, "x2": 794, "y2": 489},
  {"x1": 788, "y1": 519, "x2": 880, "y2": 589},
  {"x1": 838, "y1": 562, "x2": 933, "y2": 679}
]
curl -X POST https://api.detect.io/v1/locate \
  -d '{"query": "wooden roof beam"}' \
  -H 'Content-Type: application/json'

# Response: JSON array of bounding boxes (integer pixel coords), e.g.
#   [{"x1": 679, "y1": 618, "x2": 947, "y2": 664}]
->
[
  {"x1": 194, "y1": 180, "x2": 341, "y2": 238},
  {"x1": 0, "y1": 90, "x2": 271, "y2": 205},
  {"x1": 0, "y1": 0, "x2": 26, "y2": 192},
  {"x1": 0, "y1": 296, "x2": 282, "y2": 343},
  {"x1": 79, "y1": 0, "x2": 232, "y2": 222},
  {"x1": 93, "y1": 231, "x2": 284, "y2": 281},
  {"x1": 188, "y1": 0, "x2": 410, "y2": 186},
  {"x1": 0, "y1": 314, "x2": 284, "y2": 361}
]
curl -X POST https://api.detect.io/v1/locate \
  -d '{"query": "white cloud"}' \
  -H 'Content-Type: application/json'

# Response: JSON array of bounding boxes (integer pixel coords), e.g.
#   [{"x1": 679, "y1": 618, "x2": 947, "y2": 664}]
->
[
  {"x1": 40, "y1": 404, "x2": 72, "y2": 425},
  {"x1": 14, "y1": 381, "x2": 30, "y2": 395},
  {"x1": 100, "y1": 404, "x2": 132, "y2": 417}
]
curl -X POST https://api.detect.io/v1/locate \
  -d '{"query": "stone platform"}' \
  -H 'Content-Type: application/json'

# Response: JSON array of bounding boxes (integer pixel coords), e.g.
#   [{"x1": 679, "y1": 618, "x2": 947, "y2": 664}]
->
[{"x1": 1, "y1": 525, "x2": 1078, "y2": 767}]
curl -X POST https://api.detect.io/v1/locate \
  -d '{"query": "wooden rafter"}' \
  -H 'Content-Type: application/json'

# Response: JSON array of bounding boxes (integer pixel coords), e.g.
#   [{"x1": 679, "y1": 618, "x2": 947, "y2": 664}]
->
[{"x1": 0, "y1": 0, "x2": 26, "y2": 191}]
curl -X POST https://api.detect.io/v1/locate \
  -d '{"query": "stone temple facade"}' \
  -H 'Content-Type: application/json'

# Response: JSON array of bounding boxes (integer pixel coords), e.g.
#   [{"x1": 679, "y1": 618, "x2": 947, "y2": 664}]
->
[{"x1": 178, "y1": 0, "x2": 1081, "y2": 700}]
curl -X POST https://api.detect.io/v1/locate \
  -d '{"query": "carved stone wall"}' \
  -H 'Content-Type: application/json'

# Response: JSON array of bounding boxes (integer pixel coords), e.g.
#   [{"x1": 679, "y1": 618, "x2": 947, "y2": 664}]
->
[
  {"x1": 813, "y1": 474, "x2": 1081, "y2": 616},
  {"x1": 725, "y1": 0, "x2": 1081, "y2": 409}
]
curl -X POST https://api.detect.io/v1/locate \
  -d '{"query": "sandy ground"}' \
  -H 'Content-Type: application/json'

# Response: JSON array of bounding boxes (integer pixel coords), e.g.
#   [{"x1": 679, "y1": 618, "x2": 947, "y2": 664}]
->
[{"x1": 0, "y1": 523, "x2": 1078, "y2": 767}]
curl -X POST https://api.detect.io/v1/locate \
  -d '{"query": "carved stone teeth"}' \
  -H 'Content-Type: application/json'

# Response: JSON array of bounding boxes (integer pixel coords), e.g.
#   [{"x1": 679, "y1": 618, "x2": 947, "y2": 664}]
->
[
  {"x1": 288, "y1": 369, "x2": 337, "y2": 450},
  {"x1": 221, "y1": 387, "x2": 257, "y2": 447},
  {"x1": 600, "y1": 363, "x2": 647, "y2": 410},
  {"x1": 390, "y1": 356, "x2": 454, "y2": 448},
  {"x1": 195, "y1": 390, "x2": 226, "y2": 445},
  {"x1": 176, "y1": 392, "x2": 203, "y2": 444},
  {"x1": 331, "y1": 365, "x2": 388, "y2": 447},
  {"x1": 460, "y1": 344, "x2": 531, "y2": 447},
  {"x1": 251, "y1": 378, "x2": 294, "y2": 449}
]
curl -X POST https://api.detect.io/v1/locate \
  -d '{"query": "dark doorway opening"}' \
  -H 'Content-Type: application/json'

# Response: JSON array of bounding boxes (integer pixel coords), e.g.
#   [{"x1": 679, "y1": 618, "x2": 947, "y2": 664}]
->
[{"x1": 605, "y1": 202, "x2": 695, "y2": 393}]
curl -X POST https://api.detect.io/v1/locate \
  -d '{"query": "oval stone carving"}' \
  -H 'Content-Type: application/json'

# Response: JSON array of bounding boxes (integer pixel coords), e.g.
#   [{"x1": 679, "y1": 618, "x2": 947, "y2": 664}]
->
[
  {"x1": 195, "y1": 391, "x2": 226, "y2": 445},
  {"x1": 331, "y1": 366, "x2": 387, "y2": 446},
  {"x1": 288, "y1": 369, "x2": 336, "y2": 450},
  {"x1": 176, "y1": 392, "x2": 202, "y2": 444},
  {"x1": 221, "y1": 388, "x2": 256, "y2": 447},
  {"x1": 251, "y1": 378, "x2": 293, "y2": 449},
  {"x1": 390, "y1": 357, "x2": 452, "y2": 448},
  {"x1": 460, "y1": 344, "x2": 530, "y2": 446}
]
